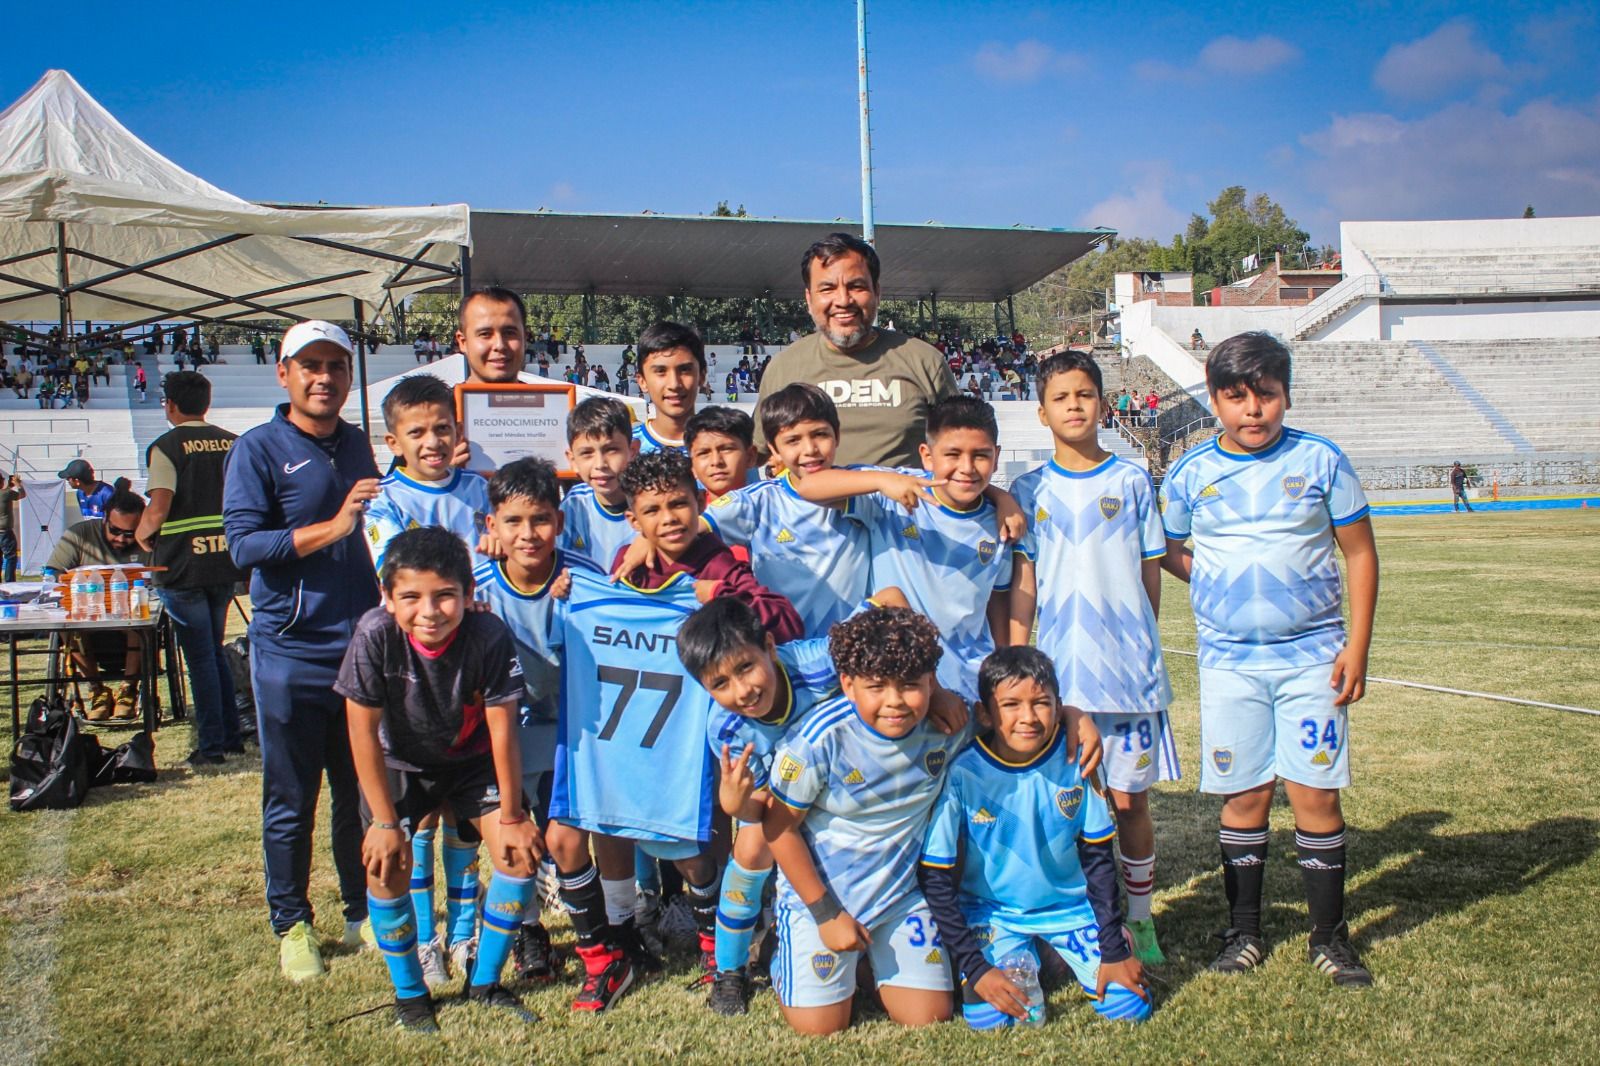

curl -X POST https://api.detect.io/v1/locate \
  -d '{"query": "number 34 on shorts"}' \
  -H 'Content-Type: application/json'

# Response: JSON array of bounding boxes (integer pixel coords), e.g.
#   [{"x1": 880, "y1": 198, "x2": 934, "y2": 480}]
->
[{"x1": 1196, "y1": 665, "x2": 1350, "y2": 793}]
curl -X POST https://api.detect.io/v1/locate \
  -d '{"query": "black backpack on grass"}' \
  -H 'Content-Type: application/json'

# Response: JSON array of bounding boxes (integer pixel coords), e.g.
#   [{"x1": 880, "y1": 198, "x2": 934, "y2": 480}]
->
[{"x1": 9, "y1": 696, "x2": 94, "y2": 811}]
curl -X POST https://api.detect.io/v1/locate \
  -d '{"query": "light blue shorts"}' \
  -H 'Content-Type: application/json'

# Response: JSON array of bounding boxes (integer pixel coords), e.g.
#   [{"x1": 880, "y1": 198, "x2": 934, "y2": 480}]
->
[
  {"x1": 1197, "y1": 664, "x2": 1350, "y2": 794},
  {"x1": 1091, "y1": 710, "x2": 1181, "y2": 793},
  {"x1": 631, "y1": 837, "x2": 704, "y2": 862},
  {"x1": 770, "y1": 892, "x2": 952, "y2": 1008},
  {"x1": 962, "y1": 915, "x2": 1152, "y2": 1028}
]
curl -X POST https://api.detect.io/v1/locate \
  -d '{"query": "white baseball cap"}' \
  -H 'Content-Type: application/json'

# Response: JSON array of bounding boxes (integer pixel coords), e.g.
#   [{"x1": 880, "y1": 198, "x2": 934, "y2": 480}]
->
[{"x1": 279, "y1": 320, "x2": 354, "y2": 363}]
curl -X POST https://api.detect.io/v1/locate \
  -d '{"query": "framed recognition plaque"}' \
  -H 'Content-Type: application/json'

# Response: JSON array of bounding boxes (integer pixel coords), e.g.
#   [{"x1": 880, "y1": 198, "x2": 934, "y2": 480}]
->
[{"x1": 455, "y1": 381, "x2": 578, "y2": 476}]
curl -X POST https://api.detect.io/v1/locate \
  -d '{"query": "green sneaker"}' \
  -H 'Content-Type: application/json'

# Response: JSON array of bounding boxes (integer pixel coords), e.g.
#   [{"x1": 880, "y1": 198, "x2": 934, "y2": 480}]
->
[
  {"x1": 1128, "y1": 919, "x2": 1167, "y2": 965},
  {"x1": 343, "y1": 918, "x2": 378, "y2": 952},
  {"x1": 279, "y1": 922, "x2": 326, "y2": 982}
]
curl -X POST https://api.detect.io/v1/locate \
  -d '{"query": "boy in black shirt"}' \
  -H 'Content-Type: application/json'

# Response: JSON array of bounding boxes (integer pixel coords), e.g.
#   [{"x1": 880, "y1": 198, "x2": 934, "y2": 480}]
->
[{"x1": 337, "y1": 527, "x2": 543, "y2": 1032}]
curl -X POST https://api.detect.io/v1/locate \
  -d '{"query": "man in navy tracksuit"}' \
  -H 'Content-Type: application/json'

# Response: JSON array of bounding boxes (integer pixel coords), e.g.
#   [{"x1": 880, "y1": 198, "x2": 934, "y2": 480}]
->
[{"x1": 223, "y1": 321, "x2": 383, "y2": 981}]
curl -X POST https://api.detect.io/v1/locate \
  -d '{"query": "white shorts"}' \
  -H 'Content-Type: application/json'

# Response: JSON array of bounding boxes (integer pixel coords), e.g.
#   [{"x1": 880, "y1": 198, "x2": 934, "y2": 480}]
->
[
  {"x1": 770, "y1": 892, "x2": 953, "y2": 1008},
  {"x1": 1091, "y1": 710, "x2": 1180, "y2": 793},
  {"x1": 1197, "y1": 664, "x2": 1350, "y2": 794}
]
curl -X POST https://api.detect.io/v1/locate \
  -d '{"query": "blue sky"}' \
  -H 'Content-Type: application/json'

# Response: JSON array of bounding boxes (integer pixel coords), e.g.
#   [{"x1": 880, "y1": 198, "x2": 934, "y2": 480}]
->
[{"x1": 7, "y1": 1, "x2": 1597, "y2": 246}]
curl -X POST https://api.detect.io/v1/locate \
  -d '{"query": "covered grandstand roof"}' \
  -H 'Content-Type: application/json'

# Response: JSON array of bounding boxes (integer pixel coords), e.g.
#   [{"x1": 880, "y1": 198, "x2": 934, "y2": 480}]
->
[{"x1": 454, "y1": 211, "x2": 1113, "y2": 302}]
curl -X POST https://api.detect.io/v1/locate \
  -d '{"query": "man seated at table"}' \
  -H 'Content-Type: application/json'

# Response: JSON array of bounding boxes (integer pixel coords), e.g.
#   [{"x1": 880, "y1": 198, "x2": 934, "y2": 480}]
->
[{"x1": 41, "y1": 490, "x2": 151, "y2": 721}]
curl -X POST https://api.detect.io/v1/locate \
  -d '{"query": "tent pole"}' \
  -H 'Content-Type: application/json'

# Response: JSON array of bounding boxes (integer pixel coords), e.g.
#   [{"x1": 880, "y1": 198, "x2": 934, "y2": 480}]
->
[
  {"x1": 56, "y1": 222, "x2": 74, "y2": 358},
  {"x1": 459, "y1": 247, "x2": 472, "y2": 298},
  {"x1": 354, "y1": 299, "x2": 370, "y2": 436}
]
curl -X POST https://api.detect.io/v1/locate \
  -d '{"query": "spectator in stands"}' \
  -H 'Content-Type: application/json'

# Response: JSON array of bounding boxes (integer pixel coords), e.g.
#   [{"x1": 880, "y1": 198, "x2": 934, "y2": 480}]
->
[
  {"x1": 11, "y1": 363, "x2": 32, "y2": 399},
  {"x1": 0, "y1": 473, "x2": 26, "y2": 582},
  {"x1": 42, "y1": 489, "x2": 151, "y2": 721},
  {"x1": 1450, "y1": 462, "x2": 1474, "y2": 513},
  {"x1": 1144, "y1": 389, "x2": 1160, "y2": 427},
  {"x1": 966, "y1": 373, "x2": 983, "y2": 400},
  {"x1": 1191, "y1": 328, "x2": 1206, "y2": 350},
  {"x1": 92, "y1": 353, "x2": 110, "y2": 385},
  {"x1": 592, "y1": 365, "x2": 610, "y2": 391},
  {"x1": 253, "y1": 333, "x2": 268, "y2": 365},
  {"x1": 222, "y1": 319, "x2": 378, "y2": 981},
  {"x1": 136, "y1": 371, "x2": 247, "y2": 766},
  {"x1": 59, "y1": 459, "x2": 116, "y2": 520},
  {"x1": 74, "y1": 373, "x2": 89, "y2": 409},
  {"x1": 759, "y1": 233, "x2": 956, "y2": 468},
  {"x1": 134, "y1": 362, "x2": 148, "y2": 402}
]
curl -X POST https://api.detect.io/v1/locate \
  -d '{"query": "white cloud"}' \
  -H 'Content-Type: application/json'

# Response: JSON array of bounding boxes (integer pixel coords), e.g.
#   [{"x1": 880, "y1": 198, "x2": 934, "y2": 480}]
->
[
  {"x1": 1136, "y1": 34, "x2": 1300, "y2": 82},
  {"x1": 1299, "y1": 96, "x2": 1600, "y2": 219},
  {"x1": 1373, "y1": 20, "x2": 1508, "y2": 100},
  {"x1": 1079, "y1": 162, "x2": 1189, "y2": 239},
  {"x1": 972, "y1": 39, "x2": 1087, "y2": 83}
]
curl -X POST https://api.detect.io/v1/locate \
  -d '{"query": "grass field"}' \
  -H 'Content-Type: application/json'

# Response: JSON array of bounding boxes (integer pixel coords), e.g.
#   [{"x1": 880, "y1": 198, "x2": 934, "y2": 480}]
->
[{"x1": 2, "y1": 510, "x2": 1598, "y2": 1065}]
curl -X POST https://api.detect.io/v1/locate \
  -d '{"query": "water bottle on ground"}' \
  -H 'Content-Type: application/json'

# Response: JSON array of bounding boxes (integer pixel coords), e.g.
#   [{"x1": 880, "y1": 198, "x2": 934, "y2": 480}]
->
[
  {"x1": 109, "y1": 572, "x2": 130, "y2": 619},
  {"x1": 1000, "y1": 952, "x2": 1047, "y2": 1027}
]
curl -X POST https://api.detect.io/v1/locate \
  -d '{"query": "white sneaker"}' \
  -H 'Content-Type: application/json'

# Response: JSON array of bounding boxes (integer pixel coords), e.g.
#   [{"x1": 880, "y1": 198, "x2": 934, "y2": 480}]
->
[
  {"x1": 343, "y1": 918, "x2": 377, "y2": 951},
  {"x1": 418, "y1": 935, "x2": 450, "y2": 990},
  {"x1": 449, "y1": 935, "x2": 478, "y2": 982}
]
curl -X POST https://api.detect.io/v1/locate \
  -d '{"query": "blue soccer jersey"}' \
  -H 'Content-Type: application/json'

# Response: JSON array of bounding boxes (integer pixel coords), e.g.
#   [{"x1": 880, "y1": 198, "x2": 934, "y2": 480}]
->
[
  {"x1": 703, "y1": 472, "x2": 872, "y2": 637},
  {"x1": 845, "y1": 470, "x2": 1018, "y2": 702},
  {"x1": 1159, "y1": 428, "x2": 1370, "y2": 670},
  {"x1": 770, "y1": 696, "x2": 974, "y2": 927},
  {"x1": 1012, "y1": 456, "x2": 1173, "y2": 714},
  {"x1": 549, "y1": 567, "x2": 716, "y2": 843},
  {"x1": 365, "y1": 467, "x2": 491, "y2": 570},
  {"x1": 632, "y1": 419, "x2": 685, "y2": 456},
  {"x1": 706, "y1": 638, "x2": 838, "y2": 790},
  {"x1": 560, "y1": 482, "x2": 635, "y2": 573},
  {"x1": 920, "y1": 725, "x2": 1117, "y2": 936}
]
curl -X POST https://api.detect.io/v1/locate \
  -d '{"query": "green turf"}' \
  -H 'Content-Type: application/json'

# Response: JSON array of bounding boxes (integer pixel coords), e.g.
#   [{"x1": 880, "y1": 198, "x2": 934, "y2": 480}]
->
[{"x1": 2, "y1": 511, "x2": 1599, "y2": 1064}]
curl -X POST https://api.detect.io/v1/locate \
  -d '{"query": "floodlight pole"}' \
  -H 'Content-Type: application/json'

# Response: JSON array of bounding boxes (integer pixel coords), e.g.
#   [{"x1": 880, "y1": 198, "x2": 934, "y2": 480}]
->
[{"x1": 857, "y1": 0, "x2": 875, "y2": 246}]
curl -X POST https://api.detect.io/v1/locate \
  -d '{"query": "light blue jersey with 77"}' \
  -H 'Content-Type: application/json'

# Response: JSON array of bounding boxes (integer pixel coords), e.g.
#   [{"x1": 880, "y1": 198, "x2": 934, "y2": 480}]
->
[
  {"x1": 549, "y1": 568, "x2": 716, "y2": 843},
  {"x1": 706, "y1": 638, "x2": 837, "y2": 790},
  {"x1": 921, "y1": 726, "x2": 1116, "y2": 936},
  {"x1": 560, "y1": 482, "x2": 635, "y2": 573},
  {"x1": 1012, "y1": 456, "x2": 1172, "y2": 714},
  {"x1": 845, "y1": 470, "x2": 1018, "y2": 702},
  {"x1": 704, "y1": 471, "x2": 871, "y2": 638},
  {"x1": 770, "y1": 696, "x2": 973, "y2": 927},
  {"x1": 1159, "y1": 428, "x2": 1369, "y2": 670},
  {"x1": 364, "y1": 467, "x2": 491, "y2": 570}
]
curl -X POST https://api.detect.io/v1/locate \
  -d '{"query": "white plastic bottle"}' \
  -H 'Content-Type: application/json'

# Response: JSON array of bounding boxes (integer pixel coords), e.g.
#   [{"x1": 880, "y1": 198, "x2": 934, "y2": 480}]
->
[
  {"x1": 80, "y1": 571, "x2": 104, "y2": 621},
  {"x1": 70, "y1": 570, "x2": 90, "y2": 620},
  {"x1": 109, "y1": 572, "x2": 130, "y2": 619},
  {"x1": 1000, "y1": 953, "x2": 1047, "y2": 1028}
]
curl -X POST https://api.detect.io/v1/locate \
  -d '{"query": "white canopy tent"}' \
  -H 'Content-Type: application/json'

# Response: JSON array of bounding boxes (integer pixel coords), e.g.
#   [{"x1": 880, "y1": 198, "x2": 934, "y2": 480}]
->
[{"x1": 0, "y1": 70, "x2": 470, "y2": 354}]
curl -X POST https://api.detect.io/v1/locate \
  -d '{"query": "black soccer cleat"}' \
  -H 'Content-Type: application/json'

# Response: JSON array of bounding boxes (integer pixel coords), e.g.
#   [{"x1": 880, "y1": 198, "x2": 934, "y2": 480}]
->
[
  {"x1": 393, "y1": 993, "x2": 439, "y2": 1034},
  {"x1": 613, "y1": 919, "x2": 664, "y2": 975},
  {"x1": 572, "y1": 954, "x2": 636, "y2": 1013},
  {"x1": 1309, "y1": 924, "x2": 1373, "y2": 988},
  {"x1": 1209, "y1": 928, "x2": 1268, "y2": 974},
  {"x1": 466, "y1": 982, "x2": 539, "y2": 1024},
  {"x1": 512, "y1": 922, "x2": 562, "y2": 984},
  {"x1": 705, "y1": 968, "x2": 752, "y2": 1016}
]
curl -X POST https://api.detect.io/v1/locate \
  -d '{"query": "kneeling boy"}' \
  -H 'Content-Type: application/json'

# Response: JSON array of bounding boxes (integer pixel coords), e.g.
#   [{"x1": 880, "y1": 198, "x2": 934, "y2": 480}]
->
[
  {"x1": 762, "y1": 606, "x2": 970, "y2": 1036},
  {"x1": 337, "y1": 527, "x2": 543, "y2": 1032},
  {"x1": 919, "y1": 647, "x2": 1150, "y2": 1030}
]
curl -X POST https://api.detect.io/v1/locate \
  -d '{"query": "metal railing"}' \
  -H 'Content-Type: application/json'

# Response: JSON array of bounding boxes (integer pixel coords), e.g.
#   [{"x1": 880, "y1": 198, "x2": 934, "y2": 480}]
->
[
  {"x1": 1107, "y1": 414, "x2": 1149, "y2": 461},
  {"x1": 1292, "y1": 273, "x2": 1387, "y2": 338},
  {"x1": 1161, "y1": 415, "x2": 1219, "y2": 448}
]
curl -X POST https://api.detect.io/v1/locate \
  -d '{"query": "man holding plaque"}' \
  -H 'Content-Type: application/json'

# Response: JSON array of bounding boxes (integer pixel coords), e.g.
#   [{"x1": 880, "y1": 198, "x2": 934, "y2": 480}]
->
[{"x1": 452, "y1": 287, "x2": 573, "y2": 474}]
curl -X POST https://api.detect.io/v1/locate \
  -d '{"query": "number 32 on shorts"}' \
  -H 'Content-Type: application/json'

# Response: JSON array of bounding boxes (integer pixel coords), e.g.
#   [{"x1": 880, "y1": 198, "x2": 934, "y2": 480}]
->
[{"x1": 1300, "y1": 717, "x2": 1340, "y2": 752}]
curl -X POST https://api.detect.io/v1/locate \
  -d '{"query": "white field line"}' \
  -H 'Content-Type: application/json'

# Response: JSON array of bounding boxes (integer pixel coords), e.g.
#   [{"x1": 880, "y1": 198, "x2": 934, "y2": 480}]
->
[
  {"x1": 1163, "y1": 648, "x2": 1600, "y2": 718},
  {"x1": 0, "y1": 808, "x2": 75, "y2": 1066}
]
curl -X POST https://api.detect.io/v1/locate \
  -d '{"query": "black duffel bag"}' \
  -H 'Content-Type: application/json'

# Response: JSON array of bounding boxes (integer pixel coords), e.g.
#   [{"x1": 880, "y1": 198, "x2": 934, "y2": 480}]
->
[
  {"x1": 90, "y1": 730, "x2": 158, "y2": 786},
  {"x1": 9, "y1": 697, "x2": 94, "y2": 811}
]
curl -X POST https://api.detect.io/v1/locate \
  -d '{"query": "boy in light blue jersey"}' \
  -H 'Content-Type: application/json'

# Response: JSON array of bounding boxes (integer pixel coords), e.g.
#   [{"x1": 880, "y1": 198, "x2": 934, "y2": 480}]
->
[
  {"x1": 1160, "y1": 332, "x2": 1379, "y2": 987},
  {"x1": 474, "y1": 458, "x2": 590, "y2": 987},
  {"x1": 363, "y1": 373, "x2": 493, "y2": 987},
  {"x1": 1010, "y1": 351, "x2": 1177, "y2": 965},
  {"x1": 919, "y1": 647, "x2": 1150, "y2": 1030},
  {"x1": 559, "y1": 397, "x2": 639, "y2": 572},
  {"x1": 763, "y1": 606, "x2": 970, "y2": 1036},
  {"x1": 364, "y1": 375, "x2": 491, "y2": 571},
  {"x1": 630, "y1": 321, "x2": 703, "y2": 455},
  {"x1": 676, "y1": 587, "x2": 967, "y2": 1016},
  {"x1": 704, "y1": 384, "x2": 872, "y2": 636},
  {"x1": 794, "y1": 395, "x2": 1022, "y2": 703}
]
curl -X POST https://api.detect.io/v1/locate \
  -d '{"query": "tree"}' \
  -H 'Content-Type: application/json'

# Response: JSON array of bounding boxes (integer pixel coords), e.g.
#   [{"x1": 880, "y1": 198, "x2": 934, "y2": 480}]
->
[
  {"x1": 1523, "y1": 204, "x2": 1536, "y2": 218},
  {"x1": 711, "y1": 201, "x2": 748, "y2": 217}
]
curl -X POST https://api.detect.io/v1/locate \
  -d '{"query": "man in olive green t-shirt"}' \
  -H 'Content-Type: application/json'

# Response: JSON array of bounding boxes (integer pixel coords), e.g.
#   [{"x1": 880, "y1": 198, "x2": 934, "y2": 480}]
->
[{"x1": 757, "y1": 233, "x2": 956, "y2": 468}]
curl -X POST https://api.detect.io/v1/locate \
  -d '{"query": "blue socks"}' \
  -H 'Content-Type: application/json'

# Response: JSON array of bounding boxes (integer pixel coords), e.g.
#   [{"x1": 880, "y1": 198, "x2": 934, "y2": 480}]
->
[
  {"x1": 714, "y1": 860, "x2": 770, "y2": 972},
  {"x1": 409, "y1": 826, "x2": 437, "y2": 945},
  {"x1": 470, "y1": 871, "x2": 534, "y2": 989},
  {"x1": 369, "y1": 892, "x2": 427, "y2": 1000},
  {"x1": 442, "y1": 825, "x2": 480, "y2": 945}
]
